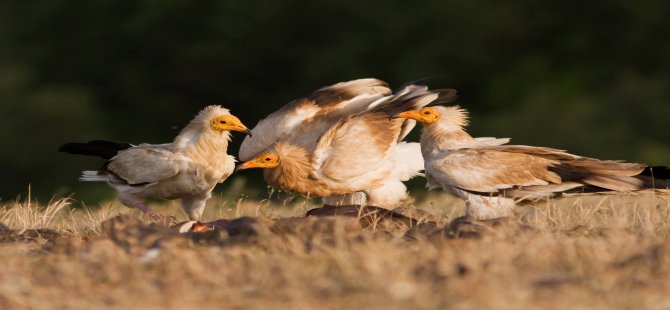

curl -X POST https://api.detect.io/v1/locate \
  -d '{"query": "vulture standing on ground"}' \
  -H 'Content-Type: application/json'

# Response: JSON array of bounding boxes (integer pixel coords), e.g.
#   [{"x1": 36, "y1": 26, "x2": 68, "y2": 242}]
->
[
  {"x1": 396, "y1": 104, "x2": 670, "y2": 220},
  {"x1": 237, "y1": 84, "x2": 458, "y2": 207},
  {"x1": 239, "y1": 78, "x2": 393, "y2": 205},
  {"x1": 59, "y1": 105, "x2": 250, "y2": 221}
]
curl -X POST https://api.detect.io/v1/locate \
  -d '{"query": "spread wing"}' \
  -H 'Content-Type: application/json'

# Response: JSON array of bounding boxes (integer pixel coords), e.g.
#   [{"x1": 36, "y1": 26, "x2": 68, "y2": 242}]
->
[
  {"x1": 312, "y1": 84, "x2": 454, "y2": 182},
  {"x1": 239, "y1": 78, "x2": 391, "y2": 161},
  {"x1": 427, "y1": 148, "x2": 563, "y2": 193},
  {"x1": 312, "y1": 114, "x2": 403, "y2": 182},
  {"x1": 106, "y1": 144, "x2": 180, "y2": 185}
]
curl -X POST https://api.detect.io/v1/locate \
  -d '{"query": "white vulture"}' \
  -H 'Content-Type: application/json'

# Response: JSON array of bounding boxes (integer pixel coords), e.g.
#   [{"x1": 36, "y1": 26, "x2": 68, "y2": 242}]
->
[
  {"x1": 395, "y1": 105, "x2": 670, "y2": 220},
  {"x1": 59, "y1": 105, "x2": 250, "y2": 221},
  {"x1": 236, "y1": 85, "x2": 458, "y2": 207},
  {"x1": 239, "y1": 78, "x2": 394, "y2": 205}
]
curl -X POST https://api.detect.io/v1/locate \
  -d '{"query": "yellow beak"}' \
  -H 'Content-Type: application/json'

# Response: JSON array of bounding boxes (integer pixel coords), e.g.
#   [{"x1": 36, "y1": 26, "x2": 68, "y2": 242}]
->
[
  {"x1": 235, "y1": 154, "x2": 279, "y2": 171},
  {"x1": 235, "y1": 160, "x2": 265, "y2": 171},
  {"x1": 212, "y1": 115, "x2": 251, "y2": 134},
  {"x1": 395, "y1": 110, "x2": 424, "y2": 121}
]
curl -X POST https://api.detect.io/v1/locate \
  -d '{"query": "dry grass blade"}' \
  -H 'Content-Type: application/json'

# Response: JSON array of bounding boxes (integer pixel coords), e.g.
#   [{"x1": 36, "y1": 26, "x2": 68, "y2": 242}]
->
[
  {"x1": 0, "y1": 191, "x2": 670, "y2": 309},
  {"x1": 0, "y1": 197, "x2": 72, "y2": 231}
]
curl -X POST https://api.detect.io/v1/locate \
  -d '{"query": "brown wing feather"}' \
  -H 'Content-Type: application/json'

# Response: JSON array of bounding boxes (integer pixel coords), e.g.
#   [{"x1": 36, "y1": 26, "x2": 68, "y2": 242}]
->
[
  {"x1": 429, "y1": 149, "x2": 562, "y2": 193},
  {"x1": 239, "y1": 79, "x2": 391, "y2": 161},
  {"x1": 484, "y1": 145, "x2": 647, "y2": 191},
  {"x1": 545, "y1": 157, "x2": 645, "y2": 191},
  {"x1": 309, "y1": 78, "x2": 390, "y2": 110},
  {"x1": 313, "y1": 114, "x2": 403, "y2": 181}
]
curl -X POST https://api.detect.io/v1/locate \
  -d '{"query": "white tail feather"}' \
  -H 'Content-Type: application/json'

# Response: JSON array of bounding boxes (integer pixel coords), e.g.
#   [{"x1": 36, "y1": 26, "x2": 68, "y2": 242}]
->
[
  {"x1": 392, "y1": 142, "x2": 425, "y2": 181},
  {"x1": 79, "y1": 171, "x2": 108, "y2": 182},
  {"x1": 368, "y1": 181, "x2": 408, "y2": 207}
]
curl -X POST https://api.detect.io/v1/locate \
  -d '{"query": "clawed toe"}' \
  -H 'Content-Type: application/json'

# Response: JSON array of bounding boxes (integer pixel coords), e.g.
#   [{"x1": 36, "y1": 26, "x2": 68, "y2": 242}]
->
[{"x1": 175, "y1": 219, "x2": 231, "y2": 233}]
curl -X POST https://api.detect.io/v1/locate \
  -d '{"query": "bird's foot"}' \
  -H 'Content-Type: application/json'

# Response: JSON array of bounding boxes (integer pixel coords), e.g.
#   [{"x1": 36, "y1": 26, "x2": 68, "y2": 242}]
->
[
  {"x1": 175, "y1": 219, "x2": 231, "y2": 233},
  {"x1": 132, "y1": 203, "x2": 176, "y2": 226},
  {"x1": 139, "y1": 211, "x2": 176, "y2": 226}
]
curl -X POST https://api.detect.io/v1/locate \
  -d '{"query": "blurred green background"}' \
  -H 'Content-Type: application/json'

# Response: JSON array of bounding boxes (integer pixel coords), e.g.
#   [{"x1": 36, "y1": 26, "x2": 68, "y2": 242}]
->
[{"x1": 1, "y1": 0, "x2": 668, "y2": 204}]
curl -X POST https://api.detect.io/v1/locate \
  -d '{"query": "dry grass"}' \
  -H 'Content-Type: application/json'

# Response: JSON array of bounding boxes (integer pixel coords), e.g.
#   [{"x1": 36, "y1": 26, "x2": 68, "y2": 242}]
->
[{"x1": 2, "y1": 191, "x2": 670, "y2": 309}]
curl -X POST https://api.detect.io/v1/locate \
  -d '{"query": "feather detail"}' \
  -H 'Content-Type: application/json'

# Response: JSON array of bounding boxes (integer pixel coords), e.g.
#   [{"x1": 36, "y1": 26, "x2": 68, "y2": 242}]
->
[
  {"x1": 419, "y1": 104, "x2": 670, "y2": 219},
  {"x1": 239, "y1": 78, "x2": 392, "y2": 161},
  {"x1": 264, "y1": 142, "x2": 333, "y2": 197},
  {"x1": 62, "y1": 105, "x2": 241, "y2": 221},
  {"x1": 59, "y1": 140, "x2": 133, "y2": 159}
]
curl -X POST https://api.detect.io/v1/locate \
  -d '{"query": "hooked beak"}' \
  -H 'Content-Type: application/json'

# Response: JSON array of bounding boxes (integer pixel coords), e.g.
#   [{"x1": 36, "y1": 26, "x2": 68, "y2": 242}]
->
[
  {"x1": 235, "y1": 161, "x2": 260, "y2": 172},
  {"x1": 234, "y1": 163, "x2": 247, "y2": 172},
  {"x1": 244, "y1": 128, "x2": 252, "y2": 137},
  {"x1": 392, "y1": 110, "x2": 422, "y2": 121}
]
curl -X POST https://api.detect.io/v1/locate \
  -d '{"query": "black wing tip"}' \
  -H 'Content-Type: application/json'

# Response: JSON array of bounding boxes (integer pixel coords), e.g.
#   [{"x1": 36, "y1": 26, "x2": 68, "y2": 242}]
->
[
  {"x1": 396, "y1": 77, "x2": 433, "y2": 92},
  {"x1": 433, "y1": 88, "x2": 459, "y2": 105},
  {"x1": 378, "y1": 85, "x2": 459, "y2": 115},
  {"x1": 58, "y1": 140, "x2": 133, "y2": 159},
  {"x1": 642, "y1": 165, "x2": 670, "y2": 179}
]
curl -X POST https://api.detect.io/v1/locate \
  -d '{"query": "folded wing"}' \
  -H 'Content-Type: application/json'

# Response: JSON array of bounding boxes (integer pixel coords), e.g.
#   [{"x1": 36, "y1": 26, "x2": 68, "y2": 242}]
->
[
  {"x1": 106, "y1": 145, "x2": 180, "y2": 185},
  {"x1": 428, "y1": 148, "x2": 563, "y2": 193},
  {"x1": 429, "y1": 145, "x2": 648, "y2": 195}
]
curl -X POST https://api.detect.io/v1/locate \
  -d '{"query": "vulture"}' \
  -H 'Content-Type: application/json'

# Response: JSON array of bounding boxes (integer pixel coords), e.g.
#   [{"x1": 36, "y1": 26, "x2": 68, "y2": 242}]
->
[
  {"x1": 395, "y1": 105, "x2": 670, "y2": 220},
  {"x1": 238, "y1": 78, "x2": 393, "y2": 205},
  {"x1": 59, "y1": 105, "x2": 250, "y2": 222},
  {"x1": 239, "y1": 78, "x2": 391, "y2": 162},
  {"x1": 237, "y1": 84, "x2": 458, "y2": 207}
]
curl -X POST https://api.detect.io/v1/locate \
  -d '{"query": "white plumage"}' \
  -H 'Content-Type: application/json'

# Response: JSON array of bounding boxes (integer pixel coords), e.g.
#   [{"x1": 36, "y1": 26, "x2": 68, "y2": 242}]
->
[
  {"x1": 237, "y1": 82, "x2": 458, "y2": 208},
  {"x1": 239, "y1": 78, "x2": 396, "y2": 205},
  {"x1": 397, "y1": 105, "x2": 670, "y2": 219},
  {"x1": 60, "y1": 105, "x2": 249, "y2": 221},
  {"x1": 239, "y1": 78, "x2": 391, "y2": 162}
]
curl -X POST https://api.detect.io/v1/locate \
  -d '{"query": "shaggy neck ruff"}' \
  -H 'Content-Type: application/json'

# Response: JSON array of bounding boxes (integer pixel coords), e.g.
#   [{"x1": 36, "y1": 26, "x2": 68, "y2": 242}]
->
[
  {"x1": 421, "y1": 106, "x2": 475, "y2": 155},
  {"x1": 263, "y1": 143, "x2": 332, "y2": 197},
  {"x1": 173, "y1": 106, "x2": 232, "y2": 166}
]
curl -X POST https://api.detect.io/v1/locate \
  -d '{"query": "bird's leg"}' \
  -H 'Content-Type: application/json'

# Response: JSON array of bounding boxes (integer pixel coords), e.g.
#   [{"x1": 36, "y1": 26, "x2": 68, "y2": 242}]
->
[
  {"x1": 322, "y1": 192, "x2": 368, "y2": 207},
  {"x1": 136, "y1": 204, "x2": 164, "y2": 221},
  {"x1": 180, "y1": 196, "x2": 207, "y2": 222},
  {"x1": 131, "y1": 202, "x2": 175, "y2": 225}
]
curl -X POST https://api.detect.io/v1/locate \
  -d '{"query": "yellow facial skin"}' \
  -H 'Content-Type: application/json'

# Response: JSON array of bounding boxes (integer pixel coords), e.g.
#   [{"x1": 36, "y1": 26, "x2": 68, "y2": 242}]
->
[
  {"x1": 396, "y1": 107, "x2": 440, "y2": 124},
  {"x1": 235, "y1": 153, "x2": 280, "y2": 171},
  {"x1": 210, "y1": 115, "x2": 251, "y2": 134}
]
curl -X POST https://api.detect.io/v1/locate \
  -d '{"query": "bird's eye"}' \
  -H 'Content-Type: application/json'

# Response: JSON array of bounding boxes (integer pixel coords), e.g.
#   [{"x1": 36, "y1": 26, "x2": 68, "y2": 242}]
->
[{"x1": 219, "y1": 120, "x2": 227, "y2": 124}]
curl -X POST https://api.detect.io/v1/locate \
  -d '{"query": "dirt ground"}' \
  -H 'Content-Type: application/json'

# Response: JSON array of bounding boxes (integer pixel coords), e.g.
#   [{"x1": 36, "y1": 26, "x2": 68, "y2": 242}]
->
[{"x1": 2, "y1": 191, "x2": 670, "y2": 309}]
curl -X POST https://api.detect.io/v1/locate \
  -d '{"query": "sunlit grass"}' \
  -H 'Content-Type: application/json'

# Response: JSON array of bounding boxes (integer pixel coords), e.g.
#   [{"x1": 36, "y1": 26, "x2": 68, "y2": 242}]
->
[{"x1": 1, "y1": 190, "x2": 670, "y2": 308}]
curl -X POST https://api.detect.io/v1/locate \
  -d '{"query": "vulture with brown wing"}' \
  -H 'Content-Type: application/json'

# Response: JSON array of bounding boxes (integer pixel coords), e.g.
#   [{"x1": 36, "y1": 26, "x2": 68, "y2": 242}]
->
[
  {"x1": 237, "y1": 83, "x2": 457, "y2": 207},
  {"x1": 239, "y1": 78, "x2": 396, "y2": 205},
  {"x1": 396, "y1": 105, "x2": 670, "y2": 219}
]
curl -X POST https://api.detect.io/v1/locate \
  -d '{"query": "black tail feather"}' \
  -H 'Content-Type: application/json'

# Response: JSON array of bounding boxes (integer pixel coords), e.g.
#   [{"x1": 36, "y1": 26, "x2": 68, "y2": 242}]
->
[
  {"x1": 58, "y1": 140, "x2": 133, "y2": 159},
  {"x1": 641, "y1": 165, "x2": 670, "y2": 180}
]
